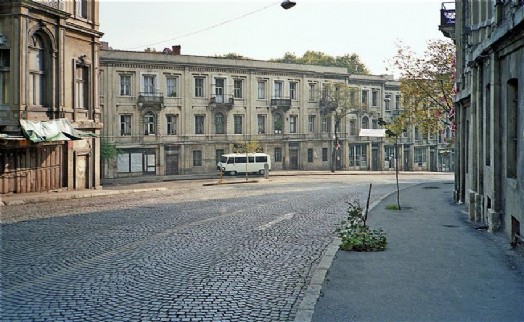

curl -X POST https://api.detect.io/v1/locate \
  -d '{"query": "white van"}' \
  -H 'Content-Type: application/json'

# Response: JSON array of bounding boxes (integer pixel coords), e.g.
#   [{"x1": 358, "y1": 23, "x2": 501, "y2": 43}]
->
[{"x1": 217, "y1": 153, "x2": 271, "y2": 175}]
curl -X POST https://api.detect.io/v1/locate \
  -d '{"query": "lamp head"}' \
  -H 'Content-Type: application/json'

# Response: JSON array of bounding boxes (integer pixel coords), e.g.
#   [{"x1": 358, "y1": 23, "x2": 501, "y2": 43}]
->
[{"x1": 281, "y1": 0, "x2": 296, "y2": 10}]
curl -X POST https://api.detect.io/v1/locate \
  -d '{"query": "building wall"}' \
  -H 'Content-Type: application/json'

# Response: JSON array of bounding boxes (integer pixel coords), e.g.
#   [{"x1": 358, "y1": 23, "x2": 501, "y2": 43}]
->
[
  {"x1": 451, "y1": 0, "x2": 523, "y2": 242},
  {"x1": 0, "y1": 0, "x2": 102, "y2": 193},
  {"x1": 100, "y1": 50, "x2": 452, "y2": 179}
]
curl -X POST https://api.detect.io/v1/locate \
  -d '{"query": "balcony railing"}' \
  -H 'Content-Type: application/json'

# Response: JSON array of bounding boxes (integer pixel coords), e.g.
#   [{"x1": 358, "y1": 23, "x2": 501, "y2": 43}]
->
[
  {"x1": 138, "y1": 92, "x2": 164, "y2": 109},
  {"x1": 34, "y1": 0, "x2": 63, "y2": 10},
  {"x1": 270, "y1": 98, "x2": 291, "y2": 107},
  {"x1": 209, "y1": 95, "x2": 234, "y2": 109},
  {"x1": 439, "y1": 2, "x2": 456, "y2": 39}
]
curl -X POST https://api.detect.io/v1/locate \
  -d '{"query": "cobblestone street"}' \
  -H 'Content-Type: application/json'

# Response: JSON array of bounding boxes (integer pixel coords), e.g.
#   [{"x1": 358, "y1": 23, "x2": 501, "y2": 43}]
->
[{"x1": 1, "y1": 174, "x2": 452, "y2": 321}]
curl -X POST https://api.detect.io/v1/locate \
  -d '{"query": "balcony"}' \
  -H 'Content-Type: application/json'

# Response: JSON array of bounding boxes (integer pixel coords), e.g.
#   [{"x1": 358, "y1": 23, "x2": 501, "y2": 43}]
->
[
  {"x1": 137, "y1": 92, "x2": 164, "y2": 110},
  {"x1": 319, "y1": 98, "x2": 337, "y2": 115},
  {"x1": 209, "y1": 95, "x2": 234, "y2": 110},
  {"x1": 270, "y1": 97, "x2": 291, "y2": 113},
  {"x1": 34, "y1": 0, "x2": 63, "y2": 10},
  {"x1": 439, "y1": 2, "x2": 456, "y2": 39}
]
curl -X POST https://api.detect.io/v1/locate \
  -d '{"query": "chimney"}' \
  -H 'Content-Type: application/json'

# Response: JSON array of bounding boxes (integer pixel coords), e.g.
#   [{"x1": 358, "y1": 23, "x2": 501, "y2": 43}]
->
[{"x1": 172, "y1": 45, "x2": 181, "y2": 55}]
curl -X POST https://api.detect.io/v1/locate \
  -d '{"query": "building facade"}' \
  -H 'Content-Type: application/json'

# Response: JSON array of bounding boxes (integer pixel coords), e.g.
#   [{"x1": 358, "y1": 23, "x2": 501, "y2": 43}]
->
[
  {"x1": 440, "y1": 1, "x2": 524, "y2": 243},
  {"x1": 100, "y1": 48, "x2": 453, "y2": 179},
  {"x1": 0, "y1": 0, "x2": 103, "y2": 194}
]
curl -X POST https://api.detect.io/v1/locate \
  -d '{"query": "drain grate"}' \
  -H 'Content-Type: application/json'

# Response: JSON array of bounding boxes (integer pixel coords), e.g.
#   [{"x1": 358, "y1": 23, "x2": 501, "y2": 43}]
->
[
  {"x1": 423, "y1": 186, "x2": 440, "y2": 189},
  {"x1": 442, "y1": 224, "x2": 458, "y2": 228}
]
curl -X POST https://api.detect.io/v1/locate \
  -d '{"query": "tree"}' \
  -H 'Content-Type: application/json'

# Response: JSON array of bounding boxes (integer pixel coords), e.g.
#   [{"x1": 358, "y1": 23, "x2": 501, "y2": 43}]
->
[
  {"x1": 319, "y1": 83, "x2": 361, "y2": 171},
  {"x1": 271, "y1": 51, "x2": 370, "y2": 74},
  {"x1": 215, "y1": 53, "x2": 253, "y2": 60},
  {"x1": 387, "y1": 39, "x2": 456, "y2": 139}
]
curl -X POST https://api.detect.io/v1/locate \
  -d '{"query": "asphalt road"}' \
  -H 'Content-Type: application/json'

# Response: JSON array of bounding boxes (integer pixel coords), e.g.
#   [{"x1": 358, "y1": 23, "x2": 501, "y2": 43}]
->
[{"x1": 1, "y1": 174, "x2": 452, "y2": 321}]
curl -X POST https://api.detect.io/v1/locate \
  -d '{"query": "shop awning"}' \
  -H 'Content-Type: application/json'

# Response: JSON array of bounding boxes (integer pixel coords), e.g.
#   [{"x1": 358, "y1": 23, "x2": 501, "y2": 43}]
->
[
  {"x1": 359, "y1": 129, "x2": 386, "y2": 137},
  {"x1": 20, "y1": 119, "x2": 96, "y2": 143}
]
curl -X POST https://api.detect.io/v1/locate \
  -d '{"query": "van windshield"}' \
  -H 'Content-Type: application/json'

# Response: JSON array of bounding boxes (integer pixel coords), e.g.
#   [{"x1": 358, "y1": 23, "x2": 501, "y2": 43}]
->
[{"x1": 220, "y1": 156, "x2": 228, "y2": 163}]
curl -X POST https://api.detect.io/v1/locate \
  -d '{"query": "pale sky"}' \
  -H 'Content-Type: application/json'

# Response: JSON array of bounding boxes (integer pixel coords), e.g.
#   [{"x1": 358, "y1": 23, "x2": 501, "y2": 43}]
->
[{"x1": 99, "y1": 0, "x2": 447, "y2": 76}]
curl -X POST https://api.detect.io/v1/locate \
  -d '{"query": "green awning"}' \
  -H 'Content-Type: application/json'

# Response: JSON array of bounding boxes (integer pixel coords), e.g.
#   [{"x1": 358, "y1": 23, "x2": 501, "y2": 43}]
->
[{"x1": 20, "y1": 119, "x2": 97, "y2": 143}]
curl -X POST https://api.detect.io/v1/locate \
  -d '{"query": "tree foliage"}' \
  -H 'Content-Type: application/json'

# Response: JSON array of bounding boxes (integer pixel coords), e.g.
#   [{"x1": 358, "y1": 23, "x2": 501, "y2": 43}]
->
[
  {"x1": 388, "y1": 39, "x2": 456, "y2": 137},
  {"x1": 215, "y1": 53, "x2": 253, "y2": 60},
  {"x1": 233, "y1": 140, "x2": 263, "y2": 153},
  {"x1": 271, "y1": 51, "x2": 370, "y2": 74}
]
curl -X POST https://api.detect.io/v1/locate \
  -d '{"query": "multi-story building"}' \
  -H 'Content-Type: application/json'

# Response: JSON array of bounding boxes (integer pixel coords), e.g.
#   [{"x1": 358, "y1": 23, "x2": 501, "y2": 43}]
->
[
  {"x1": 0, "y1": 0, "x2": 103, "y2": 194},
  {"x1": 440, "y1": 1, "x2": 523, "y2": 243},
  {"x1": 100, "y1": 46, "x2": 452, "y2": 179}
]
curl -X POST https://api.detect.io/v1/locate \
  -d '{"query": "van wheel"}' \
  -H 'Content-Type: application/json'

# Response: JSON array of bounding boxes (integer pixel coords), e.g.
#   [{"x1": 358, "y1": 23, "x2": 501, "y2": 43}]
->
[
  {"x1": 258, "y1": 169, "x2": 265, "y2": 175},
  {"x1": 229, "y1": 171, "x2": 237, "y2": 176}
]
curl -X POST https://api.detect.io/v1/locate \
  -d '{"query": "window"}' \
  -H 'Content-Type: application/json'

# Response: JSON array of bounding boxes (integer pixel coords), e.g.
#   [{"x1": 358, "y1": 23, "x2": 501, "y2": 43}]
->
[
  {"x1": 120, "y1": 75, "x2": 131, "y2": 96},
  {"x1": 361, "y1": 90, "x2": 368, "y2": 106},
  {"x1": 372, "y1": 89, "x2": 379, "y2": 107},
  {"x1": 274, "y1": 147, "x2": 282, "y2": 162},
  {"x1": 414, "y1": 147, "x2": 427, "y2": 167},
  {"x1": 308, "y1": 148, "x2": 314, "y2": 162},
  {"x1": 0, "y1": 49, "x2": 10, "y2": 104},
  {"x1": 274, "y1": 113, "x2": 283, "y2": 133},
  {"x1": 143, "y1": 75, "x2": 155, "y2": 94},
  {"x1": 195, "y1": 77, "x2": 204, "y2": 97},
  {"x1": 234, "y1": 79, "x2": 243, "y2": 98},
  {"x1": 257, "y1": 80, "x2": 266, "y2": 99},
  {"x1": 321, "y1": 116, "x2": 329, "y2": 133},
  {"x1": 414, "y1": 127, "x2": 420, "y2": 141},
  {"x1": 309, "y1": 83, "x2": 316, "y2": 101},
  {"x1": 257, "y1": 114, "x2": 266, "y2": 134},
  {"x1": 195, "y1": 115, "x2": 205, "y2": 134},
  {"x1": 385, "y1": 94, "x2": 391, "y2": 111},
  {"x1": 274, "y1": 81, "x2": 284, "y2": 98},
  {"x1": 322, "y1": 148, "x2": 328, "y2": 161},
  {"x1": 507, "y1": 79, "x2": 518, "y2": 178},
  {"x1": 193, "y1": 150, "x2": 202, "y2": 166},
  {"x1": 76, "y1": 66, "x2": 88, "y2": 109},
  {"x1": 166, "y1": 77, "x2": 178, "y2": 97},
  {"x1": 349, "y1": 119, "x2": 356, "y2": 135},
  {"x1": 361, "y1": 116, "x2": 369, "y2": 129},
  {"x1": 349, "y1": 144, "x2": 367, "y2": 167},
  {"x1": 29, "y1": 34, "x2": 47, "y2": 106},
  {"x1": 166, "y1": 114, "x2": 178, "y2": 135},
  {"x1": 215, "y1": 112, "x2": 225, "y2": 134},
  {"x1": 234, "y1": 115, "x2": 243, "y2": 134},
  {"x1": 289, "y1": 115, "x2": 297, "y2": 133},
  {"x1": 120, "y1": 114, "x2": 132, "y2": 136},
  {"x1": 372, "y1": 119, "x2": 378, "y2": 129},
  {"x1": 290, "y1": 81, "x2": 298, "y2": 100},
  {"x1": 308, "y1": 115, "x2": 316, "y2": 133},
  {"x1": 395, "y1": 95, "x2": 401, "y2": 110},
  {"x1": 144, "y1": 112, "x2": 155, "y2": 135},
  {"x1": 215, "y1": 149, "x2": 224, "y2": 165},
  {"x1": 214, "y1": 78, "x2": 225, "y2": 102},
  {"x1": 75, "y1": 0, "x2": 88, "y2": 19}
]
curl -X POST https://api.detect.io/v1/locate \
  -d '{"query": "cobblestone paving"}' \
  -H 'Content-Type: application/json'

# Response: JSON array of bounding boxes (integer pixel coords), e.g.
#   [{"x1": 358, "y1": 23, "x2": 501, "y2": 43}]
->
[{"x1": 1, "y1": 175, "x2": 450, "y2": 321}]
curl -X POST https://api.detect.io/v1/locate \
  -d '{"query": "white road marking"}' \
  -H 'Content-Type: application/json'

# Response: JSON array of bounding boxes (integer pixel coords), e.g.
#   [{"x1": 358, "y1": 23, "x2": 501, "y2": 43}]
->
[{"x1": 256, "y1": 212, "x2": 294, "y2": 231}]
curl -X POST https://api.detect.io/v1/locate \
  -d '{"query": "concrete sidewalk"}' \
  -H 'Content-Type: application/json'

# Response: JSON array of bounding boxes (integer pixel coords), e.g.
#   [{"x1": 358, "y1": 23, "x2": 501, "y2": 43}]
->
[{"x1": 307, "y1": 181, "x2": 524, "y2": 322}]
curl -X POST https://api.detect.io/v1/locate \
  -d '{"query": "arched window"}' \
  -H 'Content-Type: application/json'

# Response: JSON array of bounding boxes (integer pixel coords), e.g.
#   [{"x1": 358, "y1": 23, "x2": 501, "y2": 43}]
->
[
  {"x1": 215, "y1": 112, "x2": 225, "y2": 134},
  {"x1": 29, "y1": 34, "x2": 47, "y2": 106},
  {"x1": 361, "y1": 116, "x2": 369, "y2": 129},
  {"x1": 273, "y1": 113, "x2": 283, "y2": 133},
  {"x1": 144, "y1": 112, "x2": 155, "y2": 135}
]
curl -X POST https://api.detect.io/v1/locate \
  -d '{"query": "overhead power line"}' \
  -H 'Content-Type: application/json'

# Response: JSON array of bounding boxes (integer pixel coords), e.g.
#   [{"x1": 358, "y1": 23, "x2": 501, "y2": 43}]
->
[{"x1": 126, "y1": 2, "x2": 280, "y2": 50}]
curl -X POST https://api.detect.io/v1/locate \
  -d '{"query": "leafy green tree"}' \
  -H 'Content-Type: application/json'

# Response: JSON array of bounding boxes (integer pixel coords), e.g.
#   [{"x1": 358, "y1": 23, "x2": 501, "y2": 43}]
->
[
  {"x1": 388, "y1": 39, "x2": 456, "y2": 137},
  {"x1": 320, "y1": 82, "x2": 361, "y2": 171},
  {"x1": 215, "y1": 53, "x2": 252, "y2": 60},
  {"x1": 271, "y1": 51, "x2": 370, "y2": 74}
]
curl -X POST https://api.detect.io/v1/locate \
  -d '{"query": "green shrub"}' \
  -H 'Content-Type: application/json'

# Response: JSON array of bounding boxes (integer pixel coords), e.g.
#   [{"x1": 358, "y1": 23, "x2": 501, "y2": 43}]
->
[{"x1": 336, "y1": 201, "x2": 387, "y2": 252}]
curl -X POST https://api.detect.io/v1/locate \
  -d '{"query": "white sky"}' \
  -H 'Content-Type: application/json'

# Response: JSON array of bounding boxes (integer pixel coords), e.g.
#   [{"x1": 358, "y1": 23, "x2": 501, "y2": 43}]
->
[{"x1": 99, "y1": 0, "x2": 447, "y2": 75}]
